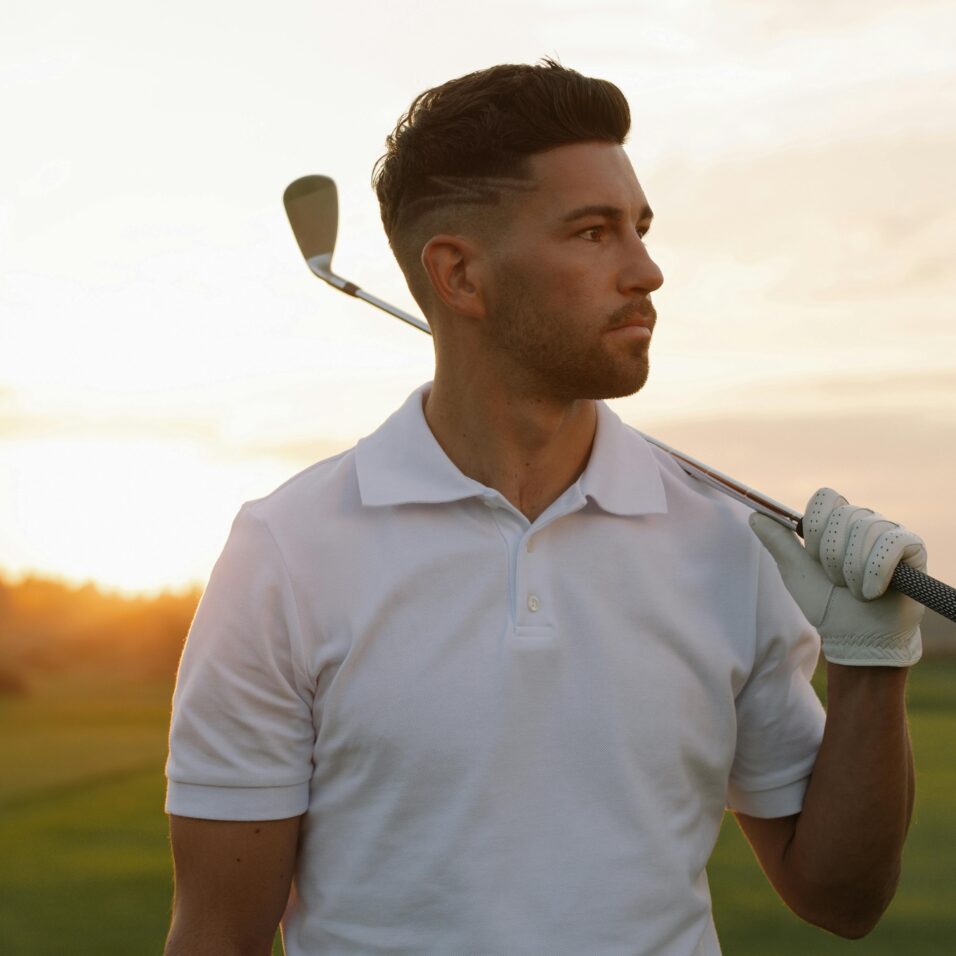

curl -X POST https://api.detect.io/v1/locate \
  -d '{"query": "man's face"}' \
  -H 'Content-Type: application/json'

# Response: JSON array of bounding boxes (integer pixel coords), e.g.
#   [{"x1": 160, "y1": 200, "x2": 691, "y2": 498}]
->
[{"x1": 479, "y1": 141, "x2": 664, "y2": 401}]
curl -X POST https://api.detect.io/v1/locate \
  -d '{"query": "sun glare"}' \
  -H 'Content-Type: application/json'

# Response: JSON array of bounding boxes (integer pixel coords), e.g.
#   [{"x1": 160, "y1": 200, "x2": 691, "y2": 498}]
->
[{"x1": 1, "y1": 437, "x2": 295, "y2": 596}]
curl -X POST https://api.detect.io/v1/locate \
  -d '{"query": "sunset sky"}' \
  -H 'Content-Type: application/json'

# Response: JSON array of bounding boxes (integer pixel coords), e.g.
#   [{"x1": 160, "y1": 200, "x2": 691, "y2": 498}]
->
[{"x1": 2, "y1": 0, "x2": 955, "y2": 594}]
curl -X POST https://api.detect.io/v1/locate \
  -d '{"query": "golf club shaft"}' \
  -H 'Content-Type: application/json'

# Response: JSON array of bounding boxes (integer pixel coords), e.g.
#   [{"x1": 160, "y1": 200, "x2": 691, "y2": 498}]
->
[
  {"x1": 309, "y1": 259, "x2": 431, "y2": 334},
  {"x1": 356, "y1": 288, "x2": 430, "y2": 334},
  {"x1": 288, "y1": 185, "x2": 956, "y2": 623}
]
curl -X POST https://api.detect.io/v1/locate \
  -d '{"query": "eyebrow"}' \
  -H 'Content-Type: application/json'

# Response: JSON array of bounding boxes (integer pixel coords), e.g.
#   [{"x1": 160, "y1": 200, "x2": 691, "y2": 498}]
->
[{"x1": 561, "y1": 203, "x2": 654, "y2": 224}]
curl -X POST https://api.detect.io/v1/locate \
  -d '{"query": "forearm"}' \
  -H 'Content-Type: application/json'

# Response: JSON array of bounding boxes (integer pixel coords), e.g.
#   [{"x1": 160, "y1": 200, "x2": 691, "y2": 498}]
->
[
  {"x1": 164, "y1": 918, "x2": 276, "y2": 956},
  {"x1": 786, "y1": 663, "x2": 914, "y2": 933}
]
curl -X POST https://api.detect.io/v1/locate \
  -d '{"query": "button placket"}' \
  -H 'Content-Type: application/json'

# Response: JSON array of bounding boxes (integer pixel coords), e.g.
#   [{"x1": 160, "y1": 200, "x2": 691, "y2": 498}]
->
[
  {"x1": 479, "y1": 493, "x2": 530, "y2": 627},
  {"x1": 516, "y1": 528, "x2": 547, "y2": 625}
]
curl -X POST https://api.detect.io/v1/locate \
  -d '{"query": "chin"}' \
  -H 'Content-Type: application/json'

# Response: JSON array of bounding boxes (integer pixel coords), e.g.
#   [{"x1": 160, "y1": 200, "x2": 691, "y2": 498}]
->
[
  {"x1": 553, "y1": 370, "x2": 650, "y2": 402},
  {"x1": 531, "y1": 348, "x2": 650, "y2": 402},
  {"x1": 596, "y1": 380, "x2": 649, "y2": 401},
  {"x1": 592, "y1": 363, "x2": 651, "y2": 400}
]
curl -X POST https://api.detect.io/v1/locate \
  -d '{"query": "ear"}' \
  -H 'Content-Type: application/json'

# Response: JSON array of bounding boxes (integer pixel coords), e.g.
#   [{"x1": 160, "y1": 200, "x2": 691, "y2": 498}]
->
[{"x1": 420, "y1": 235, "x2": 486, "y2": 320}]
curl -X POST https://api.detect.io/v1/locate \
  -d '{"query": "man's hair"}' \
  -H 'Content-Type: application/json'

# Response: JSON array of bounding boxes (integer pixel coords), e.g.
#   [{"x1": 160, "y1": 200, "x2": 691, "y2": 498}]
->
[{"x1": 372, "y1": 58, "x2": 631, "y2": 307}]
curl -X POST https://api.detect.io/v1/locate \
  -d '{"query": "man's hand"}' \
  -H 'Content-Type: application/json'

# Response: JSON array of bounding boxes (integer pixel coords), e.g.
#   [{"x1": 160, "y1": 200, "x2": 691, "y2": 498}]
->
[{"x1": 749, "y1": 487, "x2": 926, "y2": 666}]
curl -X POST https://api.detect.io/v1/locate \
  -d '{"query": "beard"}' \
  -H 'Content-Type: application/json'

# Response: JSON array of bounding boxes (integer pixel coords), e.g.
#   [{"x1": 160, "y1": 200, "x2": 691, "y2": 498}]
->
[{"x1": 484, "y1": 273, "x2": 657, "y2": 402}]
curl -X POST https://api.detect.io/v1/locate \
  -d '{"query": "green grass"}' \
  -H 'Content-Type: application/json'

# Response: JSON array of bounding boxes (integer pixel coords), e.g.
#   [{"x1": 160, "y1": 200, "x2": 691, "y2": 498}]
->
[
  {"x1": 1, "y1": 662, "x2": 954, "y2": 954},
  {"x1": 0, "y1": 670, "x2": 284, "y2": 956},
  {"x1": 0, "y1": 673, "x2": 176, "y2": 954}
]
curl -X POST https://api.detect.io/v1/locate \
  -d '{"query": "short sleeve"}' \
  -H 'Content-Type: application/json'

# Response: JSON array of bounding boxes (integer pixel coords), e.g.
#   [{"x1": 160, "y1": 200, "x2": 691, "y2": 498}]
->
[
  {"x1": 165, "y1": 504, "x2": 315, "y2": 820},
  {"x1": 727, "y1": 546, "x2": 826, "y2": 817}
]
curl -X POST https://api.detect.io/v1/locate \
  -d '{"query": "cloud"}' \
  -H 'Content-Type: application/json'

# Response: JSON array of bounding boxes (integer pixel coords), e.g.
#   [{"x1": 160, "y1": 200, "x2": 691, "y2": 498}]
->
[
  {"x1": 640, "y1": 128, "x2": 956, "y2": 386},
  {"x1": 0, "y1": 405, "x2": 218, "y2": 444},
  {"x1": 731, "y1": 0, "x2": 948, "y2": 37},
  {"x1": 236, "y1": 437, "x2": 354, "y2": 466},
  {"x1": 0, "y1": 396, "x2": 355, "y2": 470},
  {"x1": 722, "y1": 369, "x2": 956, "y2": 420},
  {"x1": 652, "y1": 132, "x2": 956, "y2": 293}
]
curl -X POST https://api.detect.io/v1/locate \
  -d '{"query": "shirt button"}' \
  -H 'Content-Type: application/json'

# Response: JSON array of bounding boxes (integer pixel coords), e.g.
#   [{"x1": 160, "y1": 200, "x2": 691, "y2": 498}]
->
[{"x1": 527, "y1": 594, "x2": 541, "y2": 612}]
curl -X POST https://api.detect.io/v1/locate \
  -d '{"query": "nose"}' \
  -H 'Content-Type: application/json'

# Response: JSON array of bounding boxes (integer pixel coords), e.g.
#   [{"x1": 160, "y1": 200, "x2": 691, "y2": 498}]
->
[{"x1": 619, "y1": 234, "x2": 664, "y2": 295}]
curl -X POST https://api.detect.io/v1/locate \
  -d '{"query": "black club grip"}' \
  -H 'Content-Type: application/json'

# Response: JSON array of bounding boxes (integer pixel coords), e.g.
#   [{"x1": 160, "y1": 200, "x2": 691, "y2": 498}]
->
[{"x1": 890, "y1": 563, "x2": 956, "y2": 623}]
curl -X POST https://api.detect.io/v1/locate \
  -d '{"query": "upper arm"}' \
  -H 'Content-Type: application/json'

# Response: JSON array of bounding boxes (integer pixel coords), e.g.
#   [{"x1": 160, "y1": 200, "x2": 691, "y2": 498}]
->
[{"x1": 165, "y1": 813, "x2": 303, "y2": 955}]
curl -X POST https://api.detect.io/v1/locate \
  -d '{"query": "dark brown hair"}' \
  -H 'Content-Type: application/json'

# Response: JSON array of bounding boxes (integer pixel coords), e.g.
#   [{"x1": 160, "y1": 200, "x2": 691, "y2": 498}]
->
[{"x1": 372, "y1": 58, "x2": 631, "y2": 301}]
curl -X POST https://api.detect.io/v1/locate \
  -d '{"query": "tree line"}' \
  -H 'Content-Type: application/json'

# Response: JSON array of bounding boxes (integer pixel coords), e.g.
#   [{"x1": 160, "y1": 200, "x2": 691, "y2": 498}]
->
[{"x1": 0, "y1": 574, "x2": 202, "y2": 694}]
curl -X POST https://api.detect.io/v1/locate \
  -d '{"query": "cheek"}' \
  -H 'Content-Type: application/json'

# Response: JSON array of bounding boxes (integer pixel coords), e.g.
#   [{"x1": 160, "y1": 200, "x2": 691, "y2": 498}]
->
[
  {"x1": 530, "y1": 257, "x2": 596, "y2": 300},
  {"x1": 492, "y1": 249, "x2": 603, "y2": 319}
]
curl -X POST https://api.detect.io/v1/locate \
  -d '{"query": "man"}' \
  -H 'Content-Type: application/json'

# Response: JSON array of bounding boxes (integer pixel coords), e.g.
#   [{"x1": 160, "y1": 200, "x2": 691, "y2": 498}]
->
[{"x1": 164, "y1": 60, "x2": 926, "y2": 955}]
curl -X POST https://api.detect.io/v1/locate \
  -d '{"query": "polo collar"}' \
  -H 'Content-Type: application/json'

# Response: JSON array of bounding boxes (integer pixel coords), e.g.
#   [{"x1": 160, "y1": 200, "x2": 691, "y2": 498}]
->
[
  {"x1": 355, "y1": 382, "x2": 668, "y2": 518},
  {"x1": 356, "y1": 384, "x2": 486, "y2": 507},
  {"x1": 581, "y1": 400, "x2": 668, "y2": 517}
]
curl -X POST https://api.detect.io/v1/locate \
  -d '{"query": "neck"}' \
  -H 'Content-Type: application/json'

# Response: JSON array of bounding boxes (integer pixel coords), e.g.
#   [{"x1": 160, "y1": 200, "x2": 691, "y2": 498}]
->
[{"x1": 424, "y1": 363, "x2": 597, "y2": 523}]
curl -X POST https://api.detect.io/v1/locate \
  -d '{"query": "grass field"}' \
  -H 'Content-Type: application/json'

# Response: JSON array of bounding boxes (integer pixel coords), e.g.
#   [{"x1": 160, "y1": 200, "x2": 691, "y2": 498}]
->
[{"x1": 1, "y1": 662, "x2": 954, "y2": 954}]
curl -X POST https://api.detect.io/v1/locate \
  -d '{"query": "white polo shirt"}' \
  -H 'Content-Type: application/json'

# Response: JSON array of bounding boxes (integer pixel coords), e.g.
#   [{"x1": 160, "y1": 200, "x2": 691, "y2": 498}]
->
[{"x1": 166, "y1": 383, "x2": 825, "y2": 956}]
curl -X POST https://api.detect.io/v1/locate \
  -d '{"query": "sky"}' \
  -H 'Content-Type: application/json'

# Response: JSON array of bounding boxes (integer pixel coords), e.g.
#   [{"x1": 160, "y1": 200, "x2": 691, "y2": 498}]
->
[{"x1": 2, "y1": 0, "x2": 955, "y2": 594}]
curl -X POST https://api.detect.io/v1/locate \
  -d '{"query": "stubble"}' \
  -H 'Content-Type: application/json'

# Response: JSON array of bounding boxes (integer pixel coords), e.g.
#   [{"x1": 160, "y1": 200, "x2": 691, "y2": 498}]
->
[{"x1": 485, "y1": 272, "x2": 656, "y2": 402}]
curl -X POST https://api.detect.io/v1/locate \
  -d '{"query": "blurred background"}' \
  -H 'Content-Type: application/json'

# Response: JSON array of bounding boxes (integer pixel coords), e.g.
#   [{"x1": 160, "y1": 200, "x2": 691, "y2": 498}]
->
[{"x1": 2, "y1": 0, "x2": 954, "y2": 952}]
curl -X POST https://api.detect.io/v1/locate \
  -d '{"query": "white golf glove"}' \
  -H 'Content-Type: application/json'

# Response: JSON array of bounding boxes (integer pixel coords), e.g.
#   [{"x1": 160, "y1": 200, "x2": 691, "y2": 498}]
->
[{"x1": 749, "y1": 487, "x2": 926, "y2": 666}]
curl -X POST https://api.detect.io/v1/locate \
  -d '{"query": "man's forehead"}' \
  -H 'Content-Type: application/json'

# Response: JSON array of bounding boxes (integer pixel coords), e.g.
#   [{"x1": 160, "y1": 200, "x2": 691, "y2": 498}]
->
[{"x1": 523, "y1": 142, "x2": 650, "y2": 219}]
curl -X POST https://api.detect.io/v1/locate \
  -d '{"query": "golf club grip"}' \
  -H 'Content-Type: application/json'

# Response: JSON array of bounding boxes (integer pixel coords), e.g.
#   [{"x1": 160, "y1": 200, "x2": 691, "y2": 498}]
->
[{"x1": 889, "y1": 563, "x2": 956, "y2": 623}]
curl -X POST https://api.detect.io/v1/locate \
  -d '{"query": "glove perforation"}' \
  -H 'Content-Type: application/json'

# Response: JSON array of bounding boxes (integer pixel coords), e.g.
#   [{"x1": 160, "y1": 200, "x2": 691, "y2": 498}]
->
[{"x1": 749, "y1": 487, "x2": 926, "y2": 668}]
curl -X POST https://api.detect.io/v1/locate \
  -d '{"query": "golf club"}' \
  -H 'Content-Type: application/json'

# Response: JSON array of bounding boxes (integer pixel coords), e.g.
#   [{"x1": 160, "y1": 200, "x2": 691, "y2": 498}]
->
[{"x1": 283, "y1": 174, "x2": 956, "y2": 623}]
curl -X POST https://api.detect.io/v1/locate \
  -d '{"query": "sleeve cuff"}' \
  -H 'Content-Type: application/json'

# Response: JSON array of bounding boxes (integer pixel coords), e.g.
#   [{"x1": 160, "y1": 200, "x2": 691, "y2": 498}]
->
[
  {"x1": 726, "y1": 774, "x2": 811, "y2": 818},
  {"x1": 165, "y1": 780, "x2": 309, "y2": 820}
]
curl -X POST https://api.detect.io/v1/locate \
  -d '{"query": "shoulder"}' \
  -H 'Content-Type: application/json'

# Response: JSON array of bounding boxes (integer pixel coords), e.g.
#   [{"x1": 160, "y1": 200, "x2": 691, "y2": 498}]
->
[
  {"x1": 631, "y1": 425, "x2": 758, "y2": 538},
  {"x1": 245, "y1": 446, "x2": 357, "y2": 520},
  {"x1": 194, "y1": 445, "x2": 359, "y2": 594}
]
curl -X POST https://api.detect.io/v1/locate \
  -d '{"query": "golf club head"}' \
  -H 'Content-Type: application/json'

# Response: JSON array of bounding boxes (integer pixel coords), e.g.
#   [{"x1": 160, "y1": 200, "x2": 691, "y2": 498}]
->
[{"x1": 283, "y1": 175, "x2": 339, "y2": 276}]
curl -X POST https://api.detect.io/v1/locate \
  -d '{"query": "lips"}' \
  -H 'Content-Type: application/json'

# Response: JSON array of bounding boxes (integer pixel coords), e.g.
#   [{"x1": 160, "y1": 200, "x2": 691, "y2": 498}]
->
[
  {"x1": 608, "y1": 300, "x2": 656, "y2": 333},
  {"x1": 607, "y1": 323, "x2": 652, "y2": 340}
]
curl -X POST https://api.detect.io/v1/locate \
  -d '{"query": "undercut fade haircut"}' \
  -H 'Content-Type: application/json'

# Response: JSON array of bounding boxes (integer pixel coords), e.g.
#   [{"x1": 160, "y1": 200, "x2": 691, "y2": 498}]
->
[{"x1": 372, "y1": 58, "x2": 631, "y2": 307}]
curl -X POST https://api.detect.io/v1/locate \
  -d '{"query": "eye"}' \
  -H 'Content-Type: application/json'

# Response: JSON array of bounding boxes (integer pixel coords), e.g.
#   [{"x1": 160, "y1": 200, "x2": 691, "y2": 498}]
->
[{"x1": 579, "y1": 225, "x2": 604, "y2": 242}]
